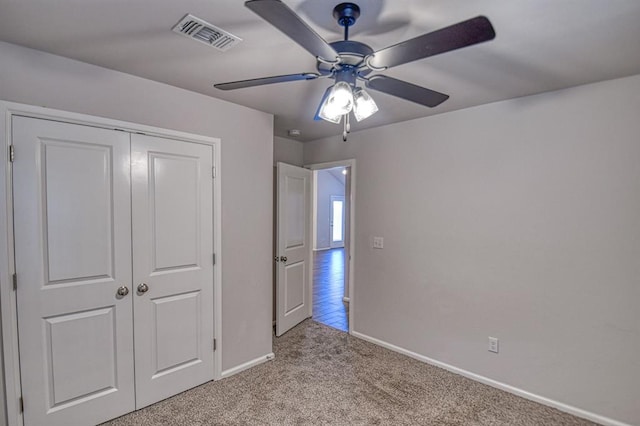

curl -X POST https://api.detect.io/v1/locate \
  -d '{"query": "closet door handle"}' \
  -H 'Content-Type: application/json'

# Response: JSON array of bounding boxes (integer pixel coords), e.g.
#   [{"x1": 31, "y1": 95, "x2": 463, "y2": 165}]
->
[
  {"x1": 137, "y1": 283, "x2": 149, "y2": 294},
  {"x1": 116, "y1": 286, "x2": 129, "y2": 297},
  {"x1": 280, "y1": 256, "x2": 287, "y2": 263}
]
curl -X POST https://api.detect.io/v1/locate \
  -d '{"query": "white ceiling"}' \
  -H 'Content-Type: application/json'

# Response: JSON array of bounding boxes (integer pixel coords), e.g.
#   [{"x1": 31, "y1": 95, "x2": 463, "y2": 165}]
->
[{"x1": 1, "y1": 0, "x2": 639, "y2": 142}]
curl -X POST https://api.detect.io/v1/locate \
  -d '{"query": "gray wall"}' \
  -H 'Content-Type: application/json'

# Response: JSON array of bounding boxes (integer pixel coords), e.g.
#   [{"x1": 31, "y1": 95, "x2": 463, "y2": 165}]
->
[
  {"x1": 304, "y1": 74, "x2": 640, "y2": 425},
  {"x1": 315, "y1": 170, "x2": 345, "y2": 250},
  {"x1": 274, "y1": 136, "x2": 304, "y2": 166},
  {"x1": 0, "y1": 324, "x2": 4, "y2": 423},
  {"x1": 0, "y1": 42, "x2": 274, "y2": 377}
]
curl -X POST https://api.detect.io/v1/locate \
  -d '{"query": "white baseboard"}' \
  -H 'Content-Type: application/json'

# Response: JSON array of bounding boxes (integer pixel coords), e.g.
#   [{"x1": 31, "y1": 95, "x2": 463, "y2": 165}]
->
[
  {"x1": 220, "y1": 353, "x2": 275, "y2": 379},
  {"x1": 342, "y1": 297, "x2": 350, "y2": 303},
  {"x1": 313, "y1": 247, "x2": 332, "y2": 252},
  {"x1": 351, "y1": 331, "x2": 630, "y2": 426}
]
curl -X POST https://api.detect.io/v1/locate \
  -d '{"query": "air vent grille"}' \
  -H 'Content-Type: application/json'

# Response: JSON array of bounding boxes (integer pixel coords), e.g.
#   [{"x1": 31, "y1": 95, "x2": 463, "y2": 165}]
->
[{"x1": 172, "y1": 14, "x2": 242, "y2": 51}]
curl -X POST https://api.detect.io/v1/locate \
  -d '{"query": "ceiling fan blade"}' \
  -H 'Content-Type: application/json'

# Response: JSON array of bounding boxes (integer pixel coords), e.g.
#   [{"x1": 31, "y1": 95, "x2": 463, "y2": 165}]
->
[
  {"x1": 245, "y1": 0, "x2": 339, "y2": 62},
  {"x1": 365, "y1": 75, "x2": 449, "y2": 108},
  {"x1": 214, "y1": 73, "x2": 319, "y2": 91},
  {"x1": 368, "y1": 16, "x2": 495, "y2": 69}
]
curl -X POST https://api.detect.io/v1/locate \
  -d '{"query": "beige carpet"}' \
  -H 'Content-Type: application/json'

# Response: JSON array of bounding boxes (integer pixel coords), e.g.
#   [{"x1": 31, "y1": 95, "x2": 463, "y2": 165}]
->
[{"x1": 104, "y1": 320, "x2": 597, "y2": 425}]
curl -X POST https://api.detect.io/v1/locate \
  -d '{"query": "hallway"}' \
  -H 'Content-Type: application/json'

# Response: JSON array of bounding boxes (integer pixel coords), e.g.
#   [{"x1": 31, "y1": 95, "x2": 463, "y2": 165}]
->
[{"x1": 312, "y1": 248, "x2": 348, "y2": 332}]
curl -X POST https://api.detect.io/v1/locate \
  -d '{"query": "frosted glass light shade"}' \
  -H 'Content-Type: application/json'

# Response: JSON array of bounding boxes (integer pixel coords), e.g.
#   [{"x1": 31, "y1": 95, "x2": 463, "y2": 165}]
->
[
  {"x1": 318, "y1": 81, "x2": 353, "y2": 123},
  {"x1": 318, "y1": 108, "x2": 342, "y2": 124},
  {"x1": 353, "y1": 88, "x2": 378, "y2": 121}
]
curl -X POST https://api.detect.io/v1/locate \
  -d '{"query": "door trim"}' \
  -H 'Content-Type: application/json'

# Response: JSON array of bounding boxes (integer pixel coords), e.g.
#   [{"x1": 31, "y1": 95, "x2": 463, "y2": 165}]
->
[
  {"x1": 0, "y1": 101, "x2": 223, "y2": 426},
  {"x1": 305, "y1": 159, "x2": 356, "y2": 335}
]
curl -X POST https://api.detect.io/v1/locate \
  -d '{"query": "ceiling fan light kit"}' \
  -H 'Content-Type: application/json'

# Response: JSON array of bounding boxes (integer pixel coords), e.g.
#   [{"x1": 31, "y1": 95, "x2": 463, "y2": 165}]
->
[{"x1": 214, "y1": 0, "x2": 496, "y2": 140}]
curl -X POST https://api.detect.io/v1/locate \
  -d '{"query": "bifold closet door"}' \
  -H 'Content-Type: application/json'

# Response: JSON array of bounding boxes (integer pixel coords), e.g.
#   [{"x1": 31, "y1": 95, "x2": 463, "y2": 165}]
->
[
  {"x1": 12, "y1": 117, "x2": 135, "y2": 426},
  {"x1": 131, "y1": 134, "x2": 215, "y2": 409}
]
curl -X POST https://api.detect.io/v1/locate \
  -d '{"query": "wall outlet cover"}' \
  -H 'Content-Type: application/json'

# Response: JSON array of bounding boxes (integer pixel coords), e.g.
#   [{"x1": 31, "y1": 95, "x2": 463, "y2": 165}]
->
[
  {"x1": 373, "y1": 236, "x2": 384, "y2": 249},
  {"x1": 488, "y1": 337, "x2": 499, "y2": 353}
]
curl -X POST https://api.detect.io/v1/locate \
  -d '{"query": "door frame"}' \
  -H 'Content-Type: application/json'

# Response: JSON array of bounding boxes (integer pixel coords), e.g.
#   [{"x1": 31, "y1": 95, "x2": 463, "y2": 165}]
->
[
  {"x1": 0, "y1": 101, "x2": 223, "y2": 426},
  {"x1": 305, "y1": 159, "x2": 356, "y2": 334}
]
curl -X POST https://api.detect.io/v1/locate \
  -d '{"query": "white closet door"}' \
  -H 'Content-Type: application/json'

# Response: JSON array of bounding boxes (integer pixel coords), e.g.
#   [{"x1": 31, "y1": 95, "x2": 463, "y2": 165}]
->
[
  {"x1": 131, "y1": 134, "x2": 214, "y2": 409},
  {"x1": 12, "y1": 117, "x2": 135, "y2": 426}
]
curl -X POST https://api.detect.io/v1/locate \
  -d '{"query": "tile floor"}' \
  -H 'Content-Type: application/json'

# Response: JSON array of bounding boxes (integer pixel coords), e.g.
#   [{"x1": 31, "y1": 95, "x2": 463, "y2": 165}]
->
[{"x1": 312, "y1": 247, "x2": 348, "y2": 332}]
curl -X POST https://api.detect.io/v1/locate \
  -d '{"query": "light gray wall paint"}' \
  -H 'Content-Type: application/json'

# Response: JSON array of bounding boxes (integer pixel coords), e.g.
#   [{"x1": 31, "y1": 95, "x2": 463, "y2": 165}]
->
[
  {"x1": 274, "y1": 136, "x2": 304, "y2": 167},
  {"x1": 0, "y1": 42, "x2": 274, "y2": 377},
  {"x1": 315, "y1": 170, "x2": 345, "y2": 250},
  {"x1": 0, "y1": 324, "x2": 4, "y2": 425},
  {"x1": 304, "y1": 74, "x2": 640, "y2": 425}
]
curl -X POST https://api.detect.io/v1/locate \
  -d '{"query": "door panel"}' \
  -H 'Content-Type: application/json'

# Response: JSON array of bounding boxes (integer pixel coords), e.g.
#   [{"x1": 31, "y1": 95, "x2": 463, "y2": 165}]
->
[
  {"x1": 131, "y1": 134, "x2": 214, "y2": 409},
  {"x1": 151, "y1": 154, "x2": 200, "y2": 269},
  {"x1": 285, "y1": 175, "x2": 306, "y2": 248},
  {"x1": 152, "y1": 291, "x2": 201, "y2": 374},
  {"x1": 285, "y1": 262, "x2": 305, "y2": 314},
  {"x1": 276, "y1": 162, "x2": 312, "y2": 336},
  {"x1": 45, "y1": 307, "x2": 118, "y2": 406},
  {"x1": 44, "y1": 141, "x2": 115, "y2": 282},
  {"x1": 13, "y1": 117, "x2": 134, "y2": 426}
]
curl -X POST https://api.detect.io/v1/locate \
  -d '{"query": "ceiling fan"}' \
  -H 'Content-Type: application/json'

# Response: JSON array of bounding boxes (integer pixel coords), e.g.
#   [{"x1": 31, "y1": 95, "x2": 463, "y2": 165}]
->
[{"x1": 214, "y1": 0, "x2": 496, "y2": 140}]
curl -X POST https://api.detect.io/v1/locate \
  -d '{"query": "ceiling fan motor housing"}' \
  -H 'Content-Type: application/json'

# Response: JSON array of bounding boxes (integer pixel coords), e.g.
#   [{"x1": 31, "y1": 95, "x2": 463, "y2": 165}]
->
[
  {"x1": 334, "y1": 66, "x2": 358, "y2": 87},
  {"x1": 316, "y1": 40, "x2": 373, "y2": 75},
  {"x1": 333, "y1": 3, "x2": 361, "y2": 28}
]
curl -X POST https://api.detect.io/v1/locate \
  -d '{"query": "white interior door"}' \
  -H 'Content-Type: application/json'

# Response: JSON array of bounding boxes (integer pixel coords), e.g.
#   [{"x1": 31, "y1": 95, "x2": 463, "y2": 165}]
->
[
  {"x1": 12, "y1": 117, "x2": 135, "y2": 426},
  {"x1": 276, "y1": 162, "x2": 312, "y2": 336},
  {"x1": 330, "y1": 195, "x2": 345, "y2": 248},
  {"x1": 131, "y1": 134, "x2": 214, "y2": 408}
]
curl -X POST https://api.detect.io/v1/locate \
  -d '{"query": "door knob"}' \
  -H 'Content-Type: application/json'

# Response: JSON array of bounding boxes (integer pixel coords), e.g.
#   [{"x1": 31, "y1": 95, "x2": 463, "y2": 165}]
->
[
  {"x1": 274, "y1": 256, "x2": 280, "y2": 262},
  {"x1": 116, "y1": 286, "x2": 129, "y2": 297},
  {"x1": 280, "y1": 256, "x2": 287, "y2": 262},
  {"x1": 137, "y1": 283, "x2": 149, "y2": 294}
]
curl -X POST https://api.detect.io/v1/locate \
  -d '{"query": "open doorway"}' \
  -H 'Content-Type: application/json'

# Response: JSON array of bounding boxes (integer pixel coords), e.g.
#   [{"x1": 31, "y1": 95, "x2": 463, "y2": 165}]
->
[
  {"x1": 273, "y1": 160, "x2": 355, "y2": 337},
  {"x1": 309, "y1": 163, "x2": 353, "y2": 332}
]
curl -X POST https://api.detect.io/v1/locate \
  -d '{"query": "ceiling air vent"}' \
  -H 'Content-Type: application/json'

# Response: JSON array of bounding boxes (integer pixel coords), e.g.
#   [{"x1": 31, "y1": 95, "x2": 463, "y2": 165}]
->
[{"x1": 172, "y1": 14, "x2": 242, "y2": 52}]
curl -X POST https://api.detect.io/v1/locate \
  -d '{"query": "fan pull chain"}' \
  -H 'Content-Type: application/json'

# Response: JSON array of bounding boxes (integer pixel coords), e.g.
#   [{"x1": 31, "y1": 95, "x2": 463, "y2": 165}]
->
[{"x1": 342, "y1": 114, "x2": 351, "y2": 142}]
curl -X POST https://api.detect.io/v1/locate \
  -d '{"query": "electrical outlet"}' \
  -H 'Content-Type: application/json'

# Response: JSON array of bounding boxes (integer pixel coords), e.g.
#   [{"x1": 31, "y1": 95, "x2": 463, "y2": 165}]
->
[
  {"x1": 488, "y1": 337, "x2": 499, "y2": 353},
  {"x1": 372, "y1": 236, "x2": 384, "y2": 249}
]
